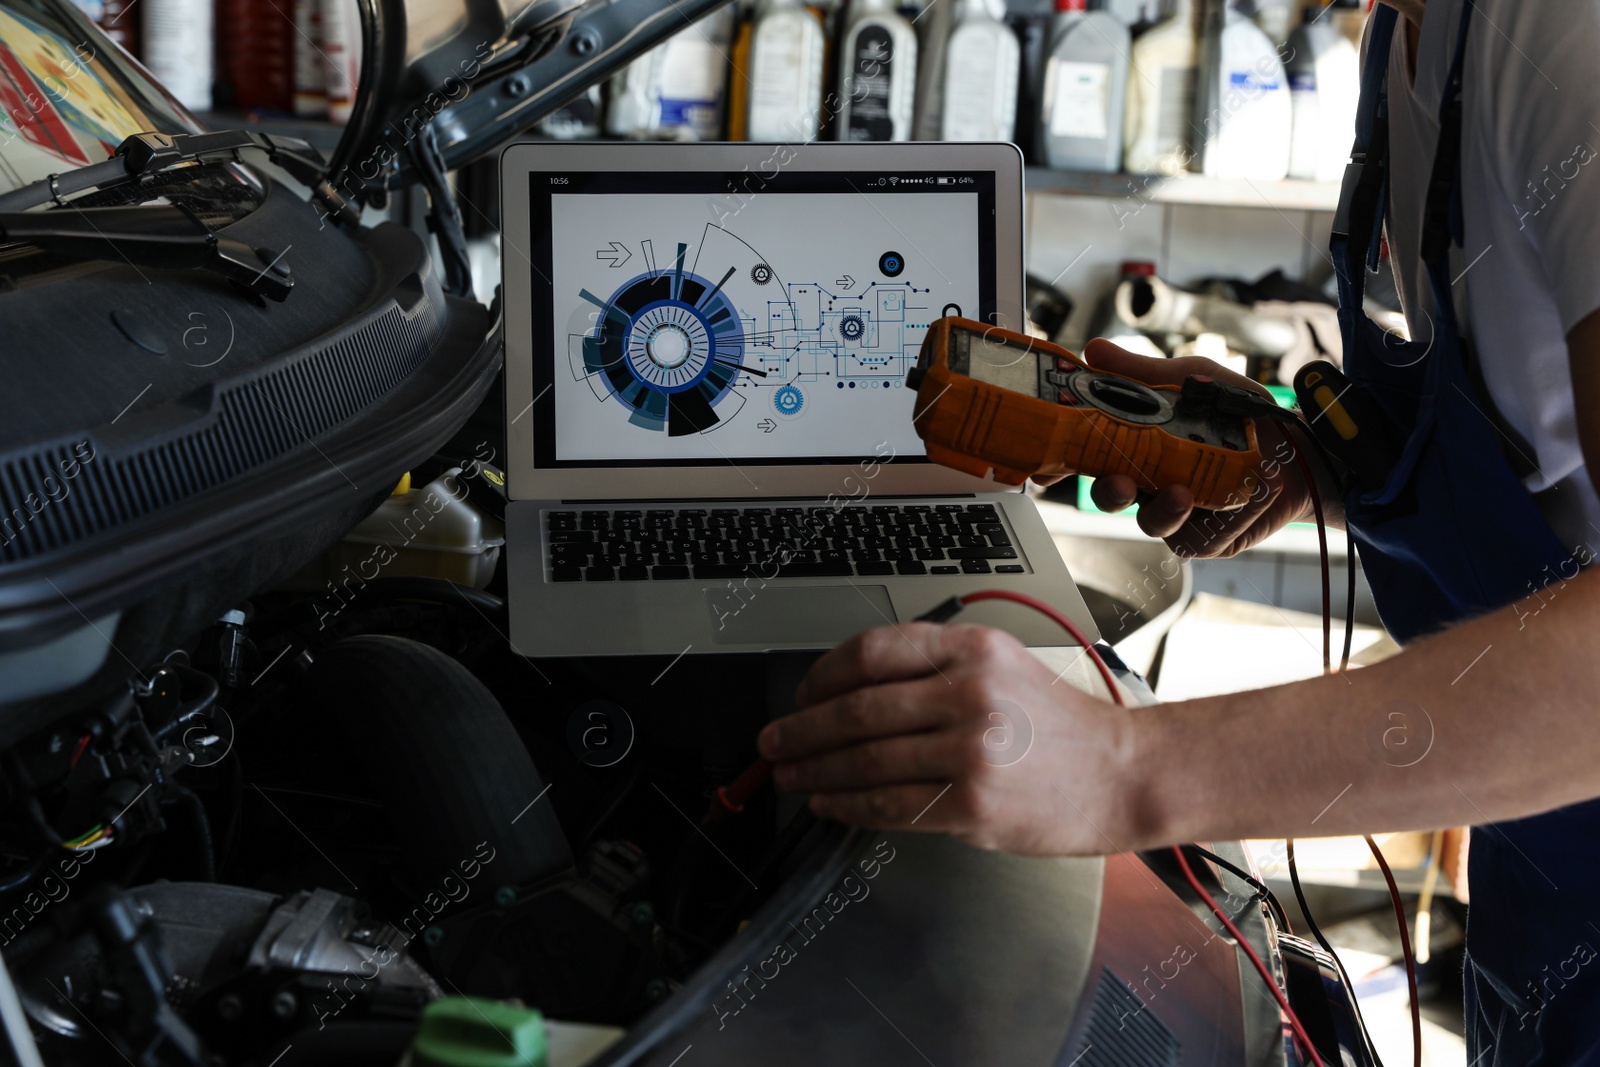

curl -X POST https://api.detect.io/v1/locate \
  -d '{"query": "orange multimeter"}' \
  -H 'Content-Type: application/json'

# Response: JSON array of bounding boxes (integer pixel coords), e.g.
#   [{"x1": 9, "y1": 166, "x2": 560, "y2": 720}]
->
[{"x1": 905, "y1": 317, "x2": 1276, "y2": 511}]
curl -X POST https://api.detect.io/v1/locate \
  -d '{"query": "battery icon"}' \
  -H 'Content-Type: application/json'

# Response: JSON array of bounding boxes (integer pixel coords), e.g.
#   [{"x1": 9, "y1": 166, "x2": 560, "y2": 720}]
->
[{"x1": 936, "y1": 177, "x2": 955, "y2": 185}]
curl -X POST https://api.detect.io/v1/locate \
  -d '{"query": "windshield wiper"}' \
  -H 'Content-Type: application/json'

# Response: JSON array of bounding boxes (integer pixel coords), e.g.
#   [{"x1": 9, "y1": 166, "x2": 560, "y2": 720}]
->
[
  {"x1": 0, "y1": 130, "x2": 358, "y2": 227},
  {"x1": 0, "y1": 203, "x2": 293, "y2": 301}
]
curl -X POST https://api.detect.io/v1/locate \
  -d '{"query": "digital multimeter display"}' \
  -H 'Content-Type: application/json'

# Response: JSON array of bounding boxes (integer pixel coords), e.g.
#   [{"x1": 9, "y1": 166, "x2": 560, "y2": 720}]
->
[
  {"x1": 907, "y1": 317, "x2": 1265, "y2": 504},
  {"x1": 944, "y1": 323, "x2": 1182, "y2": 428}
]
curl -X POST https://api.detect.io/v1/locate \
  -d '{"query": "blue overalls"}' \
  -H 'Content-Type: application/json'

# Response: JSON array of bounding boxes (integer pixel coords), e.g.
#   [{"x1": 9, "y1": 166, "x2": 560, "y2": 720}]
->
[{"x1": 1334, "y1": 3, "x2": 1600, "y2": 1062}]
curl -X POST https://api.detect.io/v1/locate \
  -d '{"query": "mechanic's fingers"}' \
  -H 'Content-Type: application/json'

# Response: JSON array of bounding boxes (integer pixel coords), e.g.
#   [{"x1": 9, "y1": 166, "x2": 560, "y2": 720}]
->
[
  {"x1": 807, "y1": 783, "x2": 957, "y2": 831},
  {"x1": 1164, "y1": 466, "x2": 1282, "y2": 558},
  {"x1": 1089, "y1": 473, "x2": 1140, "y2": 512},
  {"x1": 761, "y1": 675, "x2": 952, "y2": 762},
  {"x1": 1133, "y1": 484, "x2": 1196, "y2": 539},
  {"x1": 791, "y1": 622, "x2": 958, "y2": 709},
  {"x1": 772, "y1": 731, "x2": 960, "y2": 793}
]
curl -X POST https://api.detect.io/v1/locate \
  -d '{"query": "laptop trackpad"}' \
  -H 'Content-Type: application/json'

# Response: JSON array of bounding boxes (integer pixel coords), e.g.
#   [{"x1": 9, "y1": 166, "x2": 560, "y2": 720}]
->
[{"x1": 707, "y1": 585, "x2": 895, "y2": 646}]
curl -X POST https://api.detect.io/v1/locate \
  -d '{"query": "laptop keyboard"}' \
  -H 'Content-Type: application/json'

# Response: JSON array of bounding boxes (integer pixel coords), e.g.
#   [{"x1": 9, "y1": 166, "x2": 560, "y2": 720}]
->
[{"x1": 545, "y1": 503, "x2": 1026, "y2": 583}]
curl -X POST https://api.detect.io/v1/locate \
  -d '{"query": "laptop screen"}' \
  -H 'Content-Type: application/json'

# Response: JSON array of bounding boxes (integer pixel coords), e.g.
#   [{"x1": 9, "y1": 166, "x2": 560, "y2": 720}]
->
[{"x1": 523, "y1": 169, "x2": 997, "y2": 469}]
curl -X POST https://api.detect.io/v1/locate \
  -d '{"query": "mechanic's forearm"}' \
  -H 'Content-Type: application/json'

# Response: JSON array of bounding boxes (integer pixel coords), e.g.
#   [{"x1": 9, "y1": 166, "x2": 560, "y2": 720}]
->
[{"x1": 1128, "y1": 567, "x2": 1599, "y2": 847}]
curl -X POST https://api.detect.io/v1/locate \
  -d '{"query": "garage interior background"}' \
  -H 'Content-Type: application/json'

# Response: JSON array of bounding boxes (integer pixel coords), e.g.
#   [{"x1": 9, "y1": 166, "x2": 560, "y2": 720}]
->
[{"x1": 60, "y1": 0, "x2": 1464, "y2": 1060}]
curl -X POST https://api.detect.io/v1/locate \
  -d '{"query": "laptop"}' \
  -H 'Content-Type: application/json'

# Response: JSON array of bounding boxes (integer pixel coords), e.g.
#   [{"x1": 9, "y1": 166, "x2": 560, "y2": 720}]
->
[{"x1": 500, "y1": 141, "x2": 1097, "y2": 656}]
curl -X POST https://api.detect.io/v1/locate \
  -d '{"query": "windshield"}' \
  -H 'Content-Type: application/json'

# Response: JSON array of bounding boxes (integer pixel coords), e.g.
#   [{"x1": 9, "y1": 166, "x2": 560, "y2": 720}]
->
[{"x1": 0, "y1": 0, "x2": 203, "y2": 196}]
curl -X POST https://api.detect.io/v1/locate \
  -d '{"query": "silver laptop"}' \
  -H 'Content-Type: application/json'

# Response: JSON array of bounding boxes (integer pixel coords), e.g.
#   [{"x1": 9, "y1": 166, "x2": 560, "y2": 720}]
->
[{"x1": 500, "y1": 141, "x2": 1097, "y2": 656}]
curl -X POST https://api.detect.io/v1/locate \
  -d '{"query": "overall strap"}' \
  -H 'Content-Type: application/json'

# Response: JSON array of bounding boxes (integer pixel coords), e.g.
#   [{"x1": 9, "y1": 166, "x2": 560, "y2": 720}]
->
[
  {"x1": 1331, "y1": 3, "x2": 1399, "y2": 307},
  {"x1": 1419, "y1": 0, "x2": 1476, "y2": 333}
]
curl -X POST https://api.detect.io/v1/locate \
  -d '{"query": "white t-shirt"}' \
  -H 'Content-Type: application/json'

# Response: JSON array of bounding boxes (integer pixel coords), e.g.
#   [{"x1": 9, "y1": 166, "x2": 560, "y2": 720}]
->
[{"x1": 1377, "y1": 0, "x2": 1600, "y2": 553}]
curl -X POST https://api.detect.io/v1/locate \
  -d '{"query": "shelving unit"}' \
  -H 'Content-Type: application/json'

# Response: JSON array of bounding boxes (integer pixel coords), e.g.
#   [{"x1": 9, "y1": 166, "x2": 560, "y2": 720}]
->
[{"x1": 1026, "y1": 166, "x2": 1341, "y2": 211}]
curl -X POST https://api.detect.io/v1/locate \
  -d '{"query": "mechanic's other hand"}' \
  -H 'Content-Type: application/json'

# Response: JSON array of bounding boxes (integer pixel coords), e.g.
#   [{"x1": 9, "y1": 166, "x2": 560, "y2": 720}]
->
[
  {"x1": 1081, "y1": 339, "x2": 1315, "y2": 558},
  {"x1": 757, "y1": 623, "x2": 1138, "y2": 855}
]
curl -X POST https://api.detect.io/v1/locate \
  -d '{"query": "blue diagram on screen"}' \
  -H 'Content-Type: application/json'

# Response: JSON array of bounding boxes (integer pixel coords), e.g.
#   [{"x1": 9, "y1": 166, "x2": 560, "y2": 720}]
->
[{"x1": 572, "y1": 226, "x2": 936, "y2": 437}]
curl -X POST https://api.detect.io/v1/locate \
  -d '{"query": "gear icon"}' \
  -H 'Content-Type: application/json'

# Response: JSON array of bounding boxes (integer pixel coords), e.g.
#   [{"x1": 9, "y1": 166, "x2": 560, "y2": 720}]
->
[
  {"x1": 750, "y1": 263, "x2": 773, "y2": 285},
  {"x1": 773, "y1": 384, "x2": 804, "y2": 417},
  {"x1": 839, "y1": 315, "x2": 865, "y2": 341}
]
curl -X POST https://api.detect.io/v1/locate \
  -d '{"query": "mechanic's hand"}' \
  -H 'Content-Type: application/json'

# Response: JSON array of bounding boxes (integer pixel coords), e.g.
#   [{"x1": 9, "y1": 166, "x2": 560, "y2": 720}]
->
[
  {"x1": 757, "y1": 623, "x2": 1139, "y2": 855},
  {"x1": 1042, "y1": 339, "x2": 1323, "y2": 558}
]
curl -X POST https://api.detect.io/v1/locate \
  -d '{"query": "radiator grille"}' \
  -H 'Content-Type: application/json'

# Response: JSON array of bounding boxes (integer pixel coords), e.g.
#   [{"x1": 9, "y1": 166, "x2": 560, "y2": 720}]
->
[{"x1": 1065, "y1": 967, "x2": 1181, "y2": 1067}]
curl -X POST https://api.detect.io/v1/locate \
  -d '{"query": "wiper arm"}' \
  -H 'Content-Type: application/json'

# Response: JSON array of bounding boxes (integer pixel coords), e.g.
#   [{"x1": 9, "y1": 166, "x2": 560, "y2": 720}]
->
[
  {"x1": 0, "y1": 130, "x2": 358, "y2": 227},
  {"x1": 0, "y1": 204, "x2": 293, "y2": 302}
]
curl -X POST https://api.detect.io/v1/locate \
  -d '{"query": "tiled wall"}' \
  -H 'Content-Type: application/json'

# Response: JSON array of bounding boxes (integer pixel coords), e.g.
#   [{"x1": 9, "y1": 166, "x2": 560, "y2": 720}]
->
[{"x1": 1026, "y1": 191, "x2": 1338, "y2": 349}]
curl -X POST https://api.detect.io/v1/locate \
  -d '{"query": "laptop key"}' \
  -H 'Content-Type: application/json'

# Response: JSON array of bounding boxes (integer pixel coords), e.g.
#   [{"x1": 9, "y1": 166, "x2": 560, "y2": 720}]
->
[
  {"x1": 777, "y1": 561, "x2": 854, "y2": 578},
  {"x1": 895, "y1": 560, "x2": 928, "y2": 576},
  {"x1": 550, "y1": 530, "x2": 594, "y2": 543},
  {"x1": 694, "y1": 564, "x2": 749, "y2": 580},
  {"x1": 585, "y1": 565, "x2": 616, "y2": 581},
  {"x1": 855, "y1": 561, "x2": 895, "y2": 576},
  {"x1": 652, "y1": 565, "x2": 691, "y2": 580},
  {"x1": 915, "y1": 547, "x2": 946, "y2": 561},
  {"x1": 618, "y1": 565, "x2": 650, "y2": 581},
  {"x1": 691, "y1": 552, "x2": 723, "y2": 567},
  {"x1": 931, "y1": 565, "x2": 960, "y2": 575},
  {"x1": 551, "y1": 565, "x2": 584, "y2": 582},
  {"x1": 946, "y1": 547, "x2": 1018, "y2": 560},
  {"x1": 995, "y1": 565, "x2": 1025, "y2": 574},
  {"x1": 960, "y1": 559, "x2": 992, "y2": 574}
]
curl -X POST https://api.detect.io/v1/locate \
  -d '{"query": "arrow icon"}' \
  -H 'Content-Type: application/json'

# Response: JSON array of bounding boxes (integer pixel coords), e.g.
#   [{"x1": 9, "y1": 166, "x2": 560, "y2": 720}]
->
[
  {"x1": 757, "y1": 418, "x2": 776, "y2": 433},
  {"x1": 597, "y1": 241, "x2": 632, "y2": 268},
  {"x1": 835, "y1": 275, "x2": 855, "y2": 290}
]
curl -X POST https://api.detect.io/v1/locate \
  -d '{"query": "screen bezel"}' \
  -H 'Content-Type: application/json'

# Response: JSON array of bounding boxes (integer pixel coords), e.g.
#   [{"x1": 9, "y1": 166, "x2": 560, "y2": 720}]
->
[{"x1": 501, "y1": 141, "x2": 1027, "y2": 502}]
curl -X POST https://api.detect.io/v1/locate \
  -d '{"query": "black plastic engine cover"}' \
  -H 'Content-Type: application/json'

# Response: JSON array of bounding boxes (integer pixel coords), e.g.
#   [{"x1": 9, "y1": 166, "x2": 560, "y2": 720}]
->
[{"x1": 0, "y1": 176, "x2": 499, "y2": 741}]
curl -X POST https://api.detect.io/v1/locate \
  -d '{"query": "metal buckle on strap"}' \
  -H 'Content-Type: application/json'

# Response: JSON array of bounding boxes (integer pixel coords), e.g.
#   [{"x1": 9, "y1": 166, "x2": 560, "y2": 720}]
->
[{"x1": 1330, "y1": 155, "x2": 1367, "y2": 239}]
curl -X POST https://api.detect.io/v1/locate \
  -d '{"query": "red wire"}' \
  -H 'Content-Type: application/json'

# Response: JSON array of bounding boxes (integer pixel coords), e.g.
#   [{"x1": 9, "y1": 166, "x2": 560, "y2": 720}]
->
[
  {"x1": 1291, "y1": 442, "x2": 1333, "y2": 675},
  {"x1": 1366, "y1": 834, "x2": 1422, "y2": 1067},
  {"x1": 69, "y1": 734, "x2": 91, "y2": 769},
  {"x1": 1172, "y1": 845, "x2": 1328, "y2": 1067},
  {"x1": 955, "y1": 589, "x2": 1124, "y2": 706}
]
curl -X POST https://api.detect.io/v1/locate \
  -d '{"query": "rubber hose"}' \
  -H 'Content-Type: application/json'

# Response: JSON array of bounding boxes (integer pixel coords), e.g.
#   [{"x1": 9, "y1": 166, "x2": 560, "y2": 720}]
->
[{"x1": 303, "y1": 636, "x2": 572, "y2": 893}]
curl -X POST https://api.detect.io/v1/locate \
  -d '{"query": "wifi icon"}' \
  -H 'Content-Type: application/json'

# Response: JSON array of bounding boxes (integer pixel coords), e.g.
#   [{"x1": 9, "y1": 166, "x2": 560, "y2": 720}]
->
[{"x1": 889, "y1": 177, "x2": 898, "y2": 185}]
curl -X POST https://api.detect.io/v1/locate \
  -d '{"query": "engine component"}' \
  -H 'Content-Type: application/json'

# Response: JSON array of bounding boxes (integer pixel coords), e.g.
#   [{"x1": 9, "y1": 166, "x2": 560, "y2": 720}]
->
[{"x1": 15, "y1": 882, "x2": 439, "y2": 1064}]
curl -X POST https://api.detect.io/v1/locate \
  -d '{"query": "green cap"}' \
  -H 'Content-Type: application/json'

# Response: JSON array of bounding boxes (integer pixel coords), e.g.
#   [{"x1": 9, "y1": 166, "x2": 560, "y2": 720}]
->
[{"x1": 410, "y1": 997, "x2": 549, "y2": 1067}]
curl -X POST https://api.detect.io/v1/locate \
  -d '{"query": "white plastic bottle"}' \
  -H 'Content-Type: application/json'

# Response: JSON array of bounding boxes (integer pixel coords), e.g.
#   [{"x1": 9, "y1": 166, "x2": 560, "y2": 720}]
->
[
  {"x1": 748, "y1": 0, "x2": 826, "y2": 141},
  {"x1": 1194, "y1": 0, "x2": 1291, "y2": 180},
  {"x1": 1123, "y1": 0, "x2": 1198, "y2": 175},
  {"x1": 940, "y1": 0, "x2": 1021, "y2": 141},
  {"x1": 1038, "y1": 0, "x2": 1129, "y2": 172},
  {"x1": 142, "y1": 0, "x2": 212, "y2": 110},
  {"x1": 605, "y1": 10, "x2": 734, "y2": 139},
  {"x1": 837, "y1": 0, "x2": 919, "y2": 141},
  {"x1": 1285, "y1": 9, "x2": 1359, "y2": 181}
]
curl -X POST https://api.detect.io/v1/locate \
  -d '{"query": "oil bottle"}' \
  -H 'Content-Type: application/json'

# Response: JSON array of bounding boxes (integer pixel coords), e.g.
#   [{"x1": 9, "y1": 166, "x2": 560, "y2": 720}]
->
[
  {"x1": 1123, "y1": 0, "x2": 1198, "y2": 174},
  {"x1": 747, "y1": 0, "x2": 827, "y2": 141},
  {"x1": 837, "y1": 0, "x2": 919, "y2": 141},
  {"x1": 1038, "y1": 0, "x2": 1129, "y2": 171},
  {"x1": 940, "y1": 0, "x2": 1021, "y2": 142}
]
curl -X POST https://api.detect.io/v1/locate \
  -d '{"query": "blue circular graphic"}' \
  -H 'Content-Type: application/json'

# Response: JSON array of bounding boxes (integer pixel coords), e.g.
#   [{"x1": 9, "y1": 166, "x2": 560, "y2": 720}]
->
[
  {"x1": 879, "y1": 251, "x2": 904, "y2": 277},
  {"x1": 773, "y1": 384, "x2": 804, "y2": 416},
  {"x1": 839, "y1": 314, "x2": 865, "y2": 341},
  {"x1": 581, "y1": 268, "x2": 744, "y2": 436}
]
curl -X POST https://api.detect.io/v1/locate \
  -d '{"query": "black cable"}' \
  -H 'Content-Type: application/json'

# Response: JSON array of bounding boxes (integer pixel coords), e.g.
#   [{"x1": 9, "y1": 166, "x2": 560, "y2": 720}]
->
[
  {"x1": 1288, "y1": 839, "x2": 1387, "y2": 1067},
  {"x1": 1189, "y1": 844, "x2": 1291, "y2": 933},
  {"x1": 1342, "y1": 524, "x2": 1358, "y2": 673},
  {"x1": 163, "y1": 786, "x2": 216, "y2": 882},
  {"x1": 1291, "y1": 416, "x2": 1360, "y2": 674},
  {"x1": 0, "y1": 856, "x2": 46, "y2": 895}
]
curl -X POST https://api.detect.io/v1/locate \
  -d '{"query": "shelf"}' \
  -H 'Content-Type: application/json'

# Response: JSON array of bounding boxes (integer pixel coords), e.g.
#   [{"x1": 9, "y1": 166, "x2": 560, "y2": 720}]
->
[{"x1": 1026, "y1": 166, "x2": 1341, "y2": 212}]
